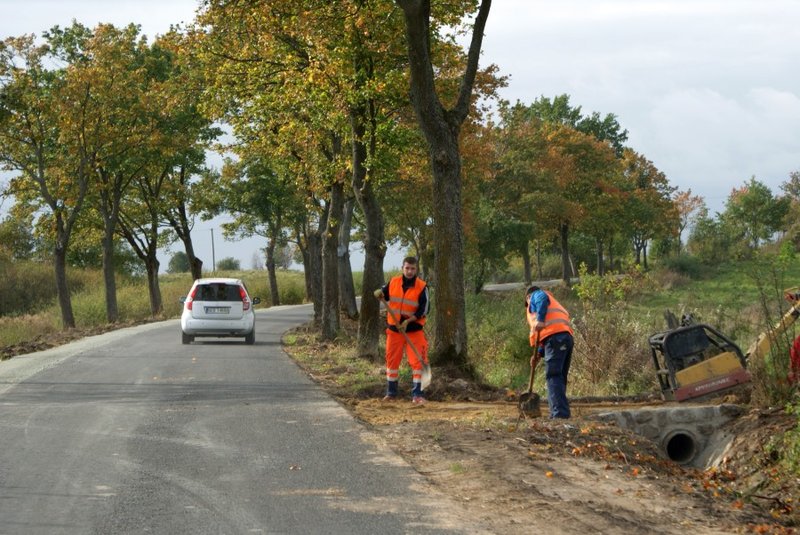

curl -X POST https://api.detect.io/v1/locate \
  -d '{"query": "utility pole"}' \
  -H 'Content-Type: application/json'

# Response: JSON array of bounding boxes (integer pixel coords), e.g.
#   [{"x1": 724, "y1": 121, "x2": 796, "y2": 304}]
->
[{"x1": 210, "y1": 228, "x2": 216, "y2": 273}]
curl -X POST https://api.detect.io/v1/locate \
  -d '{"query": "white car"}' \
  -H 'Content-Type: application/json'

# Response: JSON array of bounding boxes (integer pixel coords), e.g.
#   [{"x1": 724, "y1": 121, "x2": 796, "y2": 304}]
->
[{"x1": 180, "y1": 278, "x2": 261, "y2": 344}]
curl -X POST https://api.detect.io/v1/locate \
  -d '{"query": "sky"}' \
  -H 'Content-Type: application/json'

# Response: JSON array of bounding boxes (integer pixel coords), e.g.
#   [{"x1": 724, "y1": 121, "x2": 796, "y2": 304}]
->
[{"x1": 1, "y1": 0, "x2": 799, "y2": 270}]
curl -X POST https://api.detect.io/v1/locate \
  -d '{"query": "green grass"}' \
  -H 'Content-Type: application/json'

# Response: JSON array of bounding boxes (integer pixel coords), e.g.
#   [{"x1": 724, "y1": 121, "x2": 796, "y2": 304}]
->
[{"x1": 449, "y1": 462, "x2": 467, "y2": 475}]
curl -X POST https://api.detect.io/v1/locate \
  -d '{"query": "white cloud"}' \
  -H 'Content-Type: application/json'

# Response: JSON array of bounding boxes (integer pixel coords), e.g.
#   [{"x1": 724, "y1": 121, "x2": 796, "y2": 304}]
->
[{"x1": 481, "y1": 1, "x2": 800, "y2": 212}]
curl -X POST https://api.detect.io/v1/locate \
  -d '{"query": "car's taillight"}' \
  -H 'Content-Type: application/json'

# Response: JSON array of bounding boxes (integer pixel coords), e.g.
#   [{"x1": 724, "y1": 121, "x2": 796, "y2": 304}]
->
[
  {"x1": 239, "y1": 286, "x2": 250, "y2": 311},
  {"x1": 186, "y1": 287, "x2": 198, "y2": 310}
]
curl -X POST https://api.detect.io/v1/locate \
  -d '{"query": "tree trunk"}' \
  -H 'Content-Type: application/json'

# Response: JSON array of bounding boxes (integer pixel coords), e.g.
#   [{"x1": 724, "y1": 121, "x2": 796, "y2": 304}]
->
[
  {"x1": 607, "y1": 238, "x2": 615, "y2": 273},
  {"x1": 98, "y1": 169, "x2": 127, "y2": 324},
  {"x1": 101, "y1": 228, "x2": 119, "y2": 323},
  {"x1": 54, "y1": 241, "x2": 75, "y2": 329},
  {"x1": 521, "y1": 242, "x2": 532, "y2": 284},
  {"x1": 350, "y1": 108, "x2": 386, "y2": 360},
  {"x1": 166, "y1": 166, "x2": 203, "y2": 280},
  {"x1": 145, "y1": 256, "x2": 163, "y2": 317},
  {"x1": 294, "y1": 225, "x2": 313, "y2": 303},
  {"x1": 307, "y1": 224, "x2": 324, "y2": 323},
  {"x1": 266, "y1": 213, "x2": 283, "y2": 306},
  {"x1": 633, "y1": 236, "x2": 644, "y2": 265},
  {"x1": 643, "y1": 241, "x2": 649, "y2": 270},
  {"x1": 419, "y1": 229, "x2": 434, "y2": 285},
  {"x1": 321, "y1": 181, "x2": 343, "y2": 340},
  {"x1": 429, "y1": 134, "x2": 468, "y2": 365},
  {"x1": 595, "y1": 237, "x2": 604, "y2": 276},
  {"x1": 265, "y1": 238, "x2": 280, "y2": 306},
  {"x1": 169, "y1": 204, "x2": 203, "y2": 280},
  {"x1": 397, "y1": 0, "x2": 491, "y2": 369},
  {"x1": 535, "y1": 240, "x2": 543, "y2": 280},
  {"x1": 560, "y1": 221, "x2": 572, "y2": 285},
  {"x1": 338, "y1": 198, "x2": 358, "y2": 320},
  {"x1": 117, "y1": 209, "x2": 164, "y2": 318}
]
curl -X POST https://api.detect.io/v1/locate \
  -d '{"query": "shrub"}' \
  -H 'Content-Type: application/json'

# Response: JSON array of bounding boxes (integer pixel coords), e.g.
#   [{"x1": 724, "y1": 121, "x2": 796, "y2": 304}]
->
[
  {"x1": 569, "y1": 264, "x2": 662, "y2": 396},
  {"x1": 216, "y1": 257, "x2": 241, "y2": 271},
  {"x1": 570, "y1": 303, "x2": 656, "y2": 397},
  {"x1": 537, "y1": 254, "x2": 563, "y2": 279},
  {"x1": 773, "y1": 395, "x2": 800, "y2": 473},
  {"x1": 0, "y1": 259, "x2": 54, "y2": 316},
  {"x1": 167, "y1": 252, "x2": 190, "y2": 273},
  {"x1": 744, "y1": 248, "x2": 800, "y2": 406},
  {"x1": 466, "y1": 292, "x2": 531, "y2": 389},
  {"x1": 651, "y1": 268, "x2": 692, "y2": 292},
  {"x1": 0, "y1": 259, "x2": 96, "y2": 316},
  {"x1": 659, "y1": 254, "x2": 705, "y2": 279}
]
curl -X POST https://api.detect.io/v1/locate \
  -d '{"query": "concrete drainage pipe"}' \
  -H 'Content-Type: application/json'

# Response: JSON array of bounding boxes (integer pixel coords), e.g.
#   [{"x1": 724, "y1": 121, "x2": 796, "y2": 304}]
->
[{"x1": 663, "y1": 429, "x2": 698, "y2": 464}]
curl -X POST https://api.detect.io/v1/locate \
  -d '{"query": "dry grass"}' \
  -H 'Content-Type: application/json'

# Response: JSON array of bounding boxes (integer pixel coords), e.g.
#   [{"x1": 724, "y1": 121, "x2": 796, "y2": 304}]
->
[{"x1": 0, "y1": 314, "x2": 62, "y2": 349}]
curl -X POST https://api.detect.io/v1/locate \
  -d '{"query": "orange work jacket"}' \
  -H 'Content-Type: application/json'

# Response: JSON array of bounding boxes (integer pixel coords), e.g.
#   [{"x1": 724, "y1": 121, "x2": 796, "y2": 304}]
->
[
  {"x1": 526, "y1": 290, "x2": 573, "y2": 346},
  {"x1": 387, "y1": 276, "x2": 427, "y2": 326}
]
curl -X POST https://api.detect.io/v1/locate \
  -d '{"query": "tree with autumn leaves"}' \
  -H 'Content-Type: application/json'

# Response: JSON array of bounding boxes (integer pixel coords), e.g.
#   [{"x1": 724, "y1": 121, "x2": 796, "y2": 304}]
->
[
  {"x1": 489, "y1": 96, "x2": 677, "y2": 284},
  {"x1": 191, "y1": 0, "x2": 500, "y2": 366},
  {"x1": 0, "y1": 25, "x2": 219, "y2": 326}
]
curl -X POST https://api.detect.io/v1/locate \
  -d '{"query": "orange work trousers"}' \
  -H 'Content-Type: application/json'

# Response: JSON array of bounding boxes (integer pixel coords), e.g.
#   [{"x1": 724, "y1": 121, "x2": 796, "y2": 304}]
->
[{"x1": 385, "y1": 329, "x2": 429, "y2": 385}]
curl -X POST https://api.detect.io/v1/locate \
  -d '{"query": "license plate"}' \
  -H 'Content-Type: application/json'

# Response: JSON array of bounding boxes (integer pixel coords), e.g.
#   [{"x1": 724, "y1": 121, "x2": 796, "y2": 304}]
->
[{"x1": 205, "y1": 307, "x2": 229, "y2": 314}]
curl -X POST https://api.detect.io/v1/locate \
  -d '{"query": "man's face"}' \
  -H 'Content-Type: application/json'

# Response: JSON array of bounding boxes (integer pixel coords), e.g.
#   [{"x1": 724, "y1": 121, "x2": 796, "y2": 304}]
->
[{"x1": 402, "y1": 262, "x2": 418, "y2": 278}]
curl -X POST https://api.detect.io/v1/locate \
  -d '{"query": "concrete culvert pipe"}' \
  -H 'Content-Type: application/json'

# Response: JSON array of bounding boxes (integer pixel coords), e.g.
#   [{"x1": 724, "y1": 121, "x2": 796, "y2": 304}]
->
[{"x1": 664, "y1": 430, "x2": 698, "y2": 464}]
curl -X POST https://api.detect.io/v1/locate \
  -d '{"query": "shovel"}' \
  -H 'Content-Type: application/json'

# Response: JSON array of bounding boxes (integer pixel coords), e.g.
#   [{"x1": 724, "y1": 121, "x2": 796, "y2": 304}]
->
[
  {"x1": 518, "y1": 332, "x2": 542, "y2": 416},
  {"x1": 383, "y1": 304, "x2": 432, "y2": 390}
]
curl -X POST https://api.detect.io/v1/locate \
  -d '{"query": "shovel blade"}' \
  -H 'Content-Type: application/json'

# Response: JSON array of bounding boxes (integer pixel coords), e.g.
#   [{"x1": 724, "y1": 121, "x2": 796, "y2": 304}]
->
[
  {"x1": 518, "y1": 391, "x2": 542, "y2": 417},
  {"x1": 421, "y1": 364, "x2": 432, "y2": 390}
]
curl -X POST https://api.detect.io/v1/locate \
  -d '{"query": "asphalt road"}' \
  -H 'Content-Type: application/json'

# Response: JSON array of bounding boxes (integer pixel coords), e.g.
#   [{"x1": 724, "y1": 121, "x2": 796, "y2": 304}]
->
[{"x1": 0, "y1": 305, "x2": 471, "y2": 535}]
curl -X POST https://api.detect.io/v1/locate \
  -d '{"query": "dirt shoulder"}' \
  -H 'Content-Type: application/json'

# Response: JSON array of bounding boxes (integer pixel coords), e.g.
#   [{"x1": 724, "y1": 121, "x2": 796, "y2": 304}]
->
[{"x1": 286, "y1": 326, "x2": 798, "y2": 534}]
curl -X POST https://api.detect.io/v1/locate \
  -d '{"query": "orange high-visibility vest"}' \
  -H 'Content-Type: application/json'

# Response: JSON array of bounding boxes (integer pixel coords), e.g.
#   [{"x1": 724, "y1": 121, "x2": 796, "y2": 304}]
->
[
  {"x1": 387, "y1": 276, "x2": 427, "y2": 326},
  {"x1": 526, "y1": 290, "x2": 572, "y2": 345}
]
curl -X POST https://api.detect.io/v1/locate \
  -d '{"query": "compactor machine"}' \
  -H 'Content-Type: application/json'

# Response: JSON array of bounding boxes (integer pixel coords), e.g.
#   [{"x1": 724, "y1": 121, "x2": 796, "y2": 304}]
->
[{"x1": 650, "y1": 287, "x2": 800, "y2": 402}]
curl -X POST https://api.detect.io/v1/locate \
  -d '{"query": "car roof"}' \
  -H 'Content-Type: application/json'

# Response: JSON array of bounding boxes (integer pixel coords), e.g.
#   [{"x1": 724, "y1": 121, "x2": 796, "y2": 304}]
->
[{"x1": 193, "y1": 278, "x2": 244, "y2": 285}]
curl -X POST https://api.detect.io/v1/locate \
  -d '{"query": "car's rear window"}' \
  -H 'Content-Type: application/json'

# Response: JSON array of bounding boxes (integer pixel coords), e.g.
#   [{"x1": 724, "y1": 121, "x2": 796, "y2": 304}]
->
[{"x1": 195, "y1": 283, "x2": 242, "y2": 302}]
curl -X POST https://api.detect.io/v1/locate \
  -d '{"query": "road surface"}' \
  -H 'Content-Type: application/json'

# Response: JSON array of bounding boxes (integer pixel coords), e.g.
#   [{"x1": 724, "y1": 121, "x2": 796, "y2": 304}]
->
[{"x1": 0, "y1": 304, "x2": 474, "y2": 534}]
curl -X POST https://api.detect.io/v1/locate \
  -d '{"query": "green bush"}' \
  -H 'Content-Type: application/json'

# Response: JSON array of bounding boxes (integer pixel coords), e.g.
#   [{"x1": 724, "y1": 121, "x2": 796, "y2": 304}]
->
[
  {"x1": 216, "y1": 257, "x2": 241, "y2": 271},
  {"x1": 0, "y1": 259, "x2": 95, "y2": 316},
  {"x1": 0, "y1": 259, "x2": 54, "y2": 316},
  {"x1": 167, "y1": 252, "x2": 190, "y2": 273},
  {"x1": 537, "y1": 254, "x2": 563, "y2": 279},
  {"x1": 774, "y1": 395, "x2": 800, "y2": 473},
  {"x1": 658, "y1": 254, "x2": 706, "y2": 279},
  {"x1": 465, "y1": 292, "x2": 532, "y2": 389}
]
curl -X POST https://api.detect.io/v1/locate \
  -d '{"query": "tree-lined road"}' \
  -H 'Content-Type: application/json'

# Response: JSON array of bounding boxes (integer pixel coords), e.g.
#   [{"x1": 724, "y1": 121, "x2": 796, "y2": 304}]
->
[{"x1": 0, "y1": 305, "x2": 470, "y2": 534}]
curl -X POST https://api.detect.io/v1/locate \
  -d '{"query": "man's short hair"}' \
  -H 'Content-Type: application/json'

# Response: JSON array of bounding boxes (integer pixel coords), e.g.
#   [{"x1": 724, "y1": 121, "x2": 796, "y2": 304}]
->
[
  {"x1": 525, "y1": 285, "x2": 540, "y2": 306},
  {"x1": 402, "y1": 256, "x2": 418, "y2": 266}
]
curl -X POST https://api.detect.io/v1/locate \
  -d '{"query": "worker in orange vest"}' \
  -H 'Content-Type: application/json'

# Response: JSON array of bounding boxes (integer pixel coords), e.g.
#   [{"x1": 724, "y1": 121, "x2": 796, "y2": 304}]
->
[
  {"x1": 374, "y1": 257, "x2": 430, "y2": 404},
  {"x1": 526, "y1": 285, "x2": 574, "y2": 418}
]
